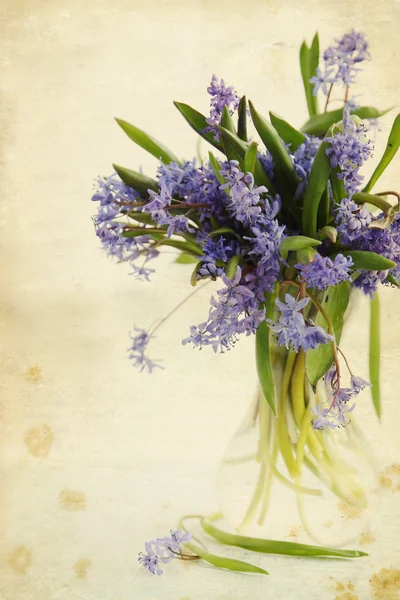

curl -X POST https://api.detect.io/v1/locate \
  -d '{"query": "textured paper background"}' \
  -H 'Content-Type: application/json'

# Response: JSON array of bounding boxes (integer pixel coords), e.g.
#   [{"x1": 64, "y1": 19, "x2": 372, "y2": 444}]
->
[{"x1": 0, "y1": 1, "x2": 399, "y2": 598}]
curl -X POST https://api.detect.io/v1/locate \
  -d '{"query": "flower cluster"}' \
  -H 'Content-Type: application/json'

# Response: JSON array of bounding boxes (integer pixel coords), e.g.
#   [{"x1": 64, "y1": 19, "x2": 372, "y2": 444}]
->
[
  {"x1": 91, "y1": 29, "x2": 398, "y2": 443},
  {"x1": 295, "y1": 253, "x2": 353, "y2": 290},
  {"x1": 139, "y1": 530, "x2": 192, "y2": 575},
  {"x1": 312, "y1": 365, "x2": 371, "y2": 429},
  {"x1": 310, "y1": 30, "x2": 370, "y2": 95},
  {"x1": 325, "y1": 109, "x2": 373, "y2": 196},
  {"x1": 266, "y1": 295, "x2": 334, "y2": 352},
  {"x1": 91, "y1": 173, "x2": 159, "y2": 281},
  {"x1": 128, "y1": 327, "x2": 163, "y2": 373},
  {"x1": 206, "y1": 75, "x2": 240, "y2": 141}
]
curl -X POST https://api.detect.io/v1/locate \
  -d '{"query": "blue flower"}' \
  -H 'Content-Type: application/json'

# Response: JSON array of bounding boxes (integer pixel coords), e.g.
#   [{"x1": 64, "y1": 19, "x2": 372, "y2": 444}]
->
[
  {"x1": 267, "y1": 294, "x2": 334, "y2": 352},
  {"x1": 139, "y1": 530, "x2": 192, "y2": 575},
  {"x1": 205, "y1": 75, "x2": 240, "y2": 141},
  {"x1": 128, "y1": 328, "x2": 163, "y2": 372},
  {"x1": 295, "y1": 253, "x2": 353, "y2": 290}
]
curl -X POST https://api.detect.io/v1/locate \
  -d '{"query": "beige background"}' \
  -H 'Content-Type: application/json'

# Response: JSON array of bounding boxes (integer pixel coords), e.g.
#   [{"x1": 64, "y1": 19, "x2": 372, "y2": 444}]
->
[{"x1": 0, "y1": 0, "x2": 399, "y2": 598}]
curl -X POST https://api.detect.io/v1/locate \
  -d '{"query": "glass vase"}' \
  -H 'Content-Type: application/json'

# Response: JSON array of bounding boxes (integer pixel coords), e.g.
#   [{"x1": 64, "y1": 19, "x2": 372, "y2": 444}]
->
[{"x1": 217, "y1": 303, "x2": 380, "y2": 547}]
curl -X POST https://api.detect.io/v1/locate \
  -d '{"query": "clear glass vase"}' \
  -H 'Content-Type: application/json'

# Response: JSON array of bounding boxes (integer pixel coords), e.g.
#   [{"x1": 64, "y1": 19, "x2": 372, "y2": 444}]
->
[{"x1": 217, "y1": 308, "x2": 380, "y2": 547}]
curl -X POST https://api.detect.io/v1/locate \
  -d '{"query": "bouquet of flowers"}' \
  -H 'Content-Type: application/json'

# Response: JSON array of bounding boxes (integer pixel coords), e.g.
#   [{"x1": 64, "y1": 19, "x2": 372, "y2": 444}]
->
[{"x1": 91, "y1": 30, "x2": 399, "y2": 576}]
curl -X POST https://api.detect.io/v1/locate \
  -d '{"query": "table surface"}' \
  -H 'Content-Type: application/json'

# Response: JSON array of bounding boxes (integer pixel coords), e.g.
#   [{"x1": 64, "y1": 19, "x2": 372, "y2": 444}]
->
[{"x1": 0, "y1": 1, "x2": 399, "y2": 598}]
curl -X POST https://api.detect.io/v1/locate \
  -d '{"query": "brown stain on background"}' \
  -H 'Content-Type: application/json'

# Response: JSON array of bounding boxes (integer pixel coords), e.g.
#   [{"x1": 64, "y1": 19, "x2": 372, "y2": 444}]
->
[
  {"x1": 8, "y1": 546, "x2": 32, "y2": 575},
  {"x1": 58, "y1": 489, "x2": 86, "y2": 511},
  {"x1": 359, "y1": 529, "x2": 376, "y2": 546},
  {"x1": 370, "y1": 568, "x2": 400, "y2": 599},
  {"x1": 337, "y1": 501, "x2": 363, "y2": 520},
  {"x1": 73, "y1": 558, "x2": 92, "y2": 580},
  {"x1": 24, "y1": 365, "x2": 42, "y2": 382},
  {"x1": 334, "y1": 580, "x2": 357, "y2": 600},
  {"x1": 24, "y1": 423, "x2": 54, "y2": 457},
  {"x1": 379, "y1": 464, "x2": 400, "y2": 492}
]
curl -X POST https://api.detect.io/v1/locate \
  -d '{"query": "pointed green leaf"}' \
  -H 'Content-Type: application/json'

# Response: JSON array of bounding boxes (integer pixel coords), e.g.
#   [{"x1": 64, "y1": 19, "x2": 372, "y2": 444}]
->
[
  {"x1": 190, "y1": 261, "x2": 204, "y2": 286},
  {"x1": 302, "y1": 134, "x2": 332, "y2": 238},
  {"x1": 280, "y1": 235, "x2": 321, "y2": 254},
  {"x1": 244, "y1": 141, "x2": 258, "y2": 174},
  {"x1": 309, "y1": 33, "x2": 320, "y2": 116},
  {"x1": 269, "y1": 112, "x2": 306, "y2": 151},
  {"x1": 208, "y1": 152, "x2": 225, "y2": 183},
  {"x1": 300, "y1": 41, "x2": 314, "y2": 117},
  {"x1": 352, "y1": 192, "x2": 393, "y2": 213},
  {"x1": 127, "y1": 211, "x2": 156, "y2": 226},
  {"x1": 318, "y1": 226, "x2": 338, "y2": 244},
  {"x1": 158, "y1": 238, "x2": 202, "y2": 255},
  {"x1": 340, "y1": 250, "x2": 396, "y2": 271},
  {"x1": 237, "y1": 95, "x2": 248, "y2": 141},
  {"x1": 115, "y1": 119, "x2": 180, "y2": 164},
  {"x1": 113, "y1": 164, "x2": 158, "y2": 197},
  {"x1": 386, "y1": 273, "x2": 400, "y2": 287},
  {"x1": 306, "y1": 282, "x2": 351, "y2": 387},
  {"x1": 301, "y1": 106, "x2": 392, "y2": 137},
  {"x1": 221, "y1": 105, "x2": 236, "y2": 134},
  {"x1": 363, "y1": 114, "x2": 400, "y2": 193},
  {"x1": 208, "y1": 227, "x2": 242, "y2": 241},
  {"x1": 122, "y1": 227, "x2": 164, "y2": 238},
  {"x1": 185, "y1": 543, "x2": 268, "y2": 575},
  {"x1": 174, "y1": 101, "x2": 223, "y2": 152},
  {"x1": 175, "y1": 252, "x2": 199, "y2": 264},
  {"x1": 201, "y1": 519, "x2": 367, "y2": 558},
  {"x1": 248, "y1": 101, "x2": 299, "y2": 198},
  {"x1": 225, "y1": 255, "x2": 242, "y2": 279},
  {"x1": 369, "y1": 292, "x2": 381, "y2": 419},
  {"x1": 256, "y1": 292, "x2": 277, "y2": 414}
]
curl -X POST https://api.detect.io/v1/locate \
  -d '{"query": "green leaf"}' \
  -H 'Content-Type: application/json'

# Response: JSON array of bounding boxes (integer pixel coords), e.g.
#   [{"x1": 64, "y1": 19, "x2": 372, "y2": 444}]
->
[
  {"x1": 248, "y1": 101, "x2": 299, "y2": 198},
  {"x1": 190, "y1": 261, "x2": 203, "y2": 286},
  {"x1": 318, "y1": 225, "x2": 338, "y2": 244},
  {"x1": 340, "y1": 250, "x2": 396, "y2": 271},
  {"x1": 175, "y1": 252, "x2": 199, "y2": 264},
  {"x1": 225, "y1": 255, "x2": 242, "y2": 279},
  {"x1": 352, "y1": 192, "x2": 393, "y2": 213},
  {"x1": 269, "y1": 112, "x2": 306, "y2": 151},
  {"x1": 201, "y1": 519, "x2": 367, "y2": 558},
  {"x1": 221, "y1": 105, "x2": 236, "y2": 134},
  {"x1": 208, "y1": 152, "x2": 225, "y2": 183},
  {"x1": 299, "y1": 41, "x2": 313, "y2": 117},
  {"x1": 127, "y1": 211, "x2": 156, "y2": 226},
  {"x1": 363, "y1": 113, "x2": 400, "y2": 192},
  {"x1": 113, "y1": 164, "x2": 158, "y2": 197},
  {"x1": 208, "y1": 227, "x2": 242, "y2": 241},
  {"x1": 237, "y1": 95, "x2": 248, "y2": 141},
  {"x1": 256, "y1": 292, "x2": 277, "y2": 414},
  {"x1": 157, "y1": 238, "x2": 202, "y2": 255},
  {"x1": 306, "y1": 282, "x2": 351, "y2": 387},
  {"x1": 122, "y1": 227, "x2": 164, "y2": 238},
  {"x1": 280, "y1": 235, "x2": 321, "y2": 254},
  {"x1": 309, "y1": 33, "x2": 320, "y2": 115},
  {"x1": 115, "y1": 119, "x2": 180, "y2": 164},
  {"x1": 185, "y1": 542, "x2": 268, "y2": 575},
  {"x1": 244, "y1": 141, "x2": 258, "y2": 174},
  {"x1": 174, "y1": 101, "x2": 223, "y2": 152},
  {"x1": 386, "y1": 273, "x2": 400, "y2": 287},
  {"x1": 302, "y1": 135, "x2": 332, "y2": 238},
  {"x1": 301, "y1": 106, "x2": 392, "y2": 137},
  {"x1": 369, "y1": 292, "x2": 381, "y2": 419}
]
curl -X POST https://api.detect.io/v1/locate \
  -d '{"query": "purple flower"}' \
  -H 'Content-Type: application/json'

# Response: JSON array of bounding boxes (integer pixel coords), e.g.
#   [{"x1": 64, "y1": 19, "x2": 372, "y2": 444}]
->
[
  {"x1": 205, "y1": 75, "x2": 240, "y2": 141},
  {"x1": 139, "y1": 530, "x2": 192, "y2": 575},
  {"x1": 351, "y1": 375, "x2": 371, "y2": 394},
  {"x1": 267, "y1": 294, "x2": 334, "y2": 352},
  {"x1": 295, "y1": 253, "x2": 353, "y2": 290},
  {"x1": 183, "y1": 267, "x2": 265, "y2": 353},
  {"x1": 311, "y1": 30, "x2": 370, "y2": 96},
  {"x1": 325, "y1": 109, "x2": 373, "y2": 197},
  {"x1": 128, "y1": 327, "x2": 163, "y2": 373}
]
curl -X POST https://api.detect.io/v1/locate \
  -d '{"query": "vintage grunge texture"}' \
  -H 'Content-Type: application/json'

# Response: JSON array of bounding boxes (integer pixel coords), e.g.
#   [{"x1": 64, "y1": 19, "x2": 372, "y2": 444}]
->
[{"x1": 0, "y1": 1, "x2": 399, "y2": 598}]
